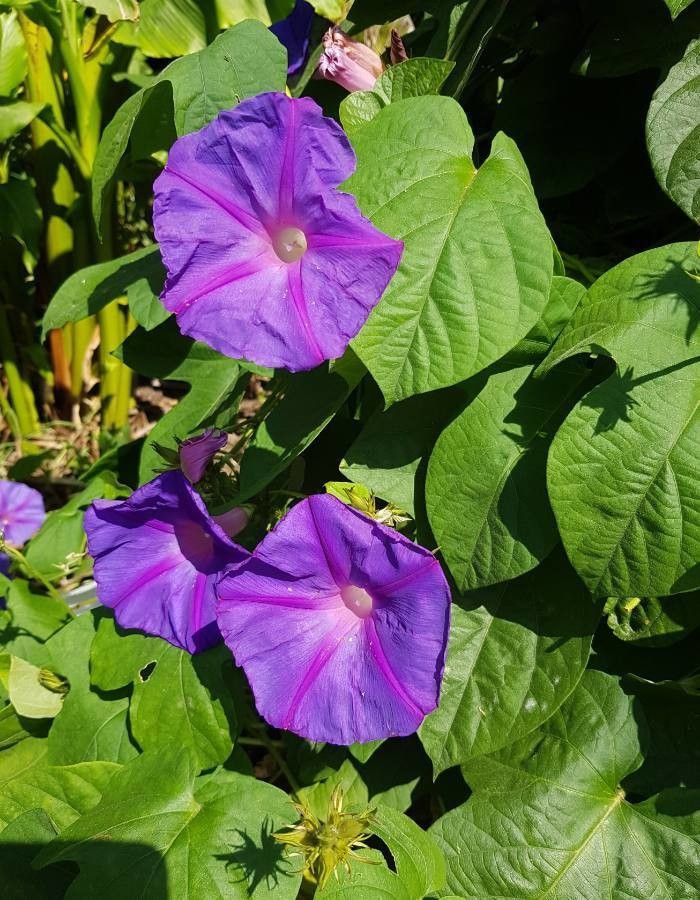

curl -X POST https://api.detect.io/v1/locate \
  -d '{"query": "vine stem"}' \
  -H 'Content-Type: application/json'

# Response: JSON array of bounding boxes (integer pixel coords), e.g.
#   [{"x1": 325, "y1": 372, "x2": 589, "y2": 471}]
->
[
  {"x1": 248, "y1": 727, "x2": 302, "y2": 797},
  {"x1": 0, "y1": 543, "x2": 68, "y2": 604}
]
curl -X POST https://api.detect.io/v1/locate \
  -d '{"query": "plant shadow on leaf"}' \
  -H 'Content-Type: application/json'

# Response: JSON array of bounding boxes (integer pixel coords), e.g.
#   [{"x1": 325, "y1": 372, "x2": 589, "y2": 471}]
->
[
  {"x1": 1, "y1": 840, "x2": 168, "y2": 899},
  {"x1": 633, "y1": 259, "x2": 700, "y2": 344},
  {"x1": 215, "y1": 818, "x2": 291, "y2": 894},
  {"x1": 579, "y1": 356, "x2": 700, "y2": 434}
]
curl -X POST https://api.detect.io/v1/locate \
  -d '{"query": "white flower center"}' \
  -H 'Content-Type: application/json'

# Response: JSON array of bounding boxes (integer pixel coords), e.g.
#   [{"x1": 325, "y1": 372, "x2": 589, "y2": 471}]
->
[
  {"x1": 273, "y1": 226, "x2": 307, "y2": 263},
  {"x1": 341, "y1": 584, "x2": 373, "y2": 619}
]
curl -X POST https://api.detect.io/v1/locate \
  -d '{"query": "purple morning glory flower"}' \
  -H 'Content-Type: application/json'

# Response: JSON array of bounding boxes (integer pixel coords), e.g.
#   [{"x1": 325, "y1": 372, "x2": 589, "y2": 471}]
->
[
  {"x1": 179, "y1": 428, "x2": 227, "y2": 483},
  {"x1": 85, "y1": 471, "x2": 248, "y2": 654},
  {"x1": 0, "y1": 480, "x2": 46, "y2": 546},
  {"x1": 270, "y1": 0, "x2": 314, "y2": 75},
  {"x1": 0, "y1": 553, "x2": 9, "y2": 578},
  {"x1": 216, "y1": 494, "x2": 450, "y2": 745},
  {"x1": 152, "y1": 92, "x2": 403, "y2": 373}
]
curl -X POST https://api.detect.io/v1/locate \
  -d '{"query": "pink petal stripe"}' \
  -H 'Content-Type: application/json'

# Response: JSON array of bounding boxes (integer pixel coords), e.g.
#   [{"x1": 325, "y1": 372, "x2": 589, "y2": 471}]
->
[
  {"x1": 166, "y1": 167, "x2": 269, "y2": 238},
  {"x1": 287, "y1": 262, "x2": 325, "y2": 365},
  {"x1": 364, "y1": 615, "x2": 425, "y2": 718},
  {"x1": 375, "y1": 559, "x2": 438, "y2": 596},
  {"x1": 219, "y1": 592, "x2": 344, "y2": 611},
  {"x1": 168, "y1": 251, "x2": 274, "y2": 314},
  {"x1": 307, "y1": 233, "x2": 399, "y2": 251},
  {"x1": 191, "y1": 571, "x2": 207, "y2": 633},
  {"x1": 277, "y1": 97, "x2": 297, "y2": 222},
  {"x1": 283, "y1": 617, "x2": 359, "y2": 730},
  {"x1": 114, "y1": 555, "x2": 186, "y2": 607}
]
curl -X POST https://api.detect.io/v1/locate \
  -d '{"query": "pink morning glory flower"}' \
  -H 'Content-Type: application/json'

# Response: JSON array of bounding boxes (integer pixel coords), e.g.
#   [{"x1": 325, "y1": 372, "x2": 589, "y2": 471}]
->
[
  {"x1": 179, "y1": 428, "x2": 227, "y2": 483},
  {"x1": 216, "y1": 494, "x2": 450, "y2": 745},
  {"x1": 152, "y1": 92, "x2": 402, "y2": 372},
  {"x1": 85, "y1": 471, "x2": 248, "y2": 653},
  {"x1": 318, "y1": 27, "x2": 384, "y2": 92},
  {"x1": 0, "y1": 480, "x2": 45, "y2": 546}
]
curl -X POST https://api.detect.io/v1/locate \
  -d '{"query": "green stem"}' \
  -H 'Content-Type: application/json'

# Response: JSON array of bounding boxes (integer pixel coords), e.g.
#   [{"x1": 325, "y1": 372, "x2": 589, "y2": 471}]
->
[
  {"x1": 250, "y1": 727, "x2": 302, "y2": 796},
  {"x1": 0, "y1": 300, "x2": 40, "y2": 436},
  {"x1": 0, "y1": 545, "x2": 67, "y2": 603}
]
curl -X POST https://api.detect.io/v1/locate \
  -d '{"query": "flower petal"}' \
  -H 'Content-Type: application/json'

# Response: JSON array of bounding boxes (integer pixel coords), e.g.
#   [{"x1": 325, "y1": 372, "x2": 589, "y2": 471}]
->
[
  {"x1": 0, "y1": 480, "x2": 46, "y2": 546},
  {"x1": 216, "y1": 493, "x2": 450, "y2": 743},
  {"x1": 85, "y1": 471, "x2": 247, "y2": 653},
  {"x1": 270, "y1": 0, "x2": 314, "y2": 76},
  {"x1": 179, "y1": 428, "x2": 227, "y2": 483}
]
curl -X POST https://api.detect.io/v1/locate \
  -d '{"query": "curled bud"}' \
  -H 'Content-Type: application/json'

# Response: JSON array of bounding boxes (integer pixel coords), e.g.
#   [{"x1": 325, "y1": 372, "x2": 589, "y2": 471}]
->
[
  {"x1": 212, "y1": 506, "x2": 250, "y2": 539},
  {"x1": 317, "y1": 27, "x2": 383, "y2": 93},
  {"x1": 179, "y1": 429, "x2": 227, "y2": 484},
  {"x1": 38, "y1": 668, "x2": 70, "y2": 695}
]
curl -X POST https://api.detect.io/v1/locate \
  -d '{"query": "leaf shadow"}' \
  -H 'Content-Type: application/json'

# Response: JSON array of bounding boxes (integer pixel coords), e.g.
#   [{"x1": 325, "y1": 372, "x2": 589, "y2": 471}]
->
[
  {"x1": 579, "y1": 356, "x2": 700, "y2": 434},
  {"x1": 633, "y1": 259, "x2": 700, "y2": 345},
  {"x1": 215, "y1": 817, "x2": 291, "y2": 894}
]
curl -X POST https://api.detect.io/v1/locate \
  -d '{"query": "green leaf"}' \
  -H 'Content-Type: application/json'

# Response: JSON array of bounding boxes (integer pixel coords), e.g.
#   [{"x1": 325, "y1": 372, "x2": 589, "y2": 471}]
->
[
  {"x1": 419, "y1": 549, "x2": 600, "y2": 774},
  {"x1": 36, "y1": 748, "x2": 302, "y2": 899},
  {"x1": 0, "y1": 11, "x2": 26, "y2": 95},
  {"x1": 93, "y1": 20, "x2": 286, "y2": 233},
  {"x1": 0, "y1": 738, "x2": 119, "y2": 833},
  {"x1": 81, "y1": 0, "x2": 139, "y2": 20},
  {"x1": 605, "y1": 590, "x2": 700, "y2": 647},
  {"x1": 346, "y1": 97, "x2": 553, "y2": 405},
  {"x1": 0, "y1": 579, "x2": 70, "y2": 658},
  {"x1": 0, "y1": 703, "x2": 32, "y2": 749},
  {"x1": 126, "y1": 276, "x2": 169, "y2": 330},
  {"x1": 647, "y1": 37, "x2": 700, "y2": 222},
  {"x1": 123, "y1": 0, "x2": 206, "y2": 57},
  {"x1": 340, "y1": 381, "x2": 470, "y2": 516},
  {"x1": 316, "y1": 849, "x2": 412, "y2": 900},
  {"x1": 0, "y1": 808, "x2": 74, "y2": 898},
  {"x1": 340, "y1": 57, "x2": 455, "y2": 132},
  {"x1": 370, "y1": 804, "x2": 445, "y2": 899},
  {"x1": 8, "y1": 656, "x2": 63, "y2": 719},
  {"x1": 548, "y1": 365, "x2": 699, "y2": 598},
  {"x1": 237, "y1": 350, "x2": 365, "y2": 502},
  {"x1": 298, "y1": 758, "x2": 369, "y2": 819},
  {"x1": 90, "y1": 614, "x2": 238, "y2": 770},
  {"x1": 0, "y1": 174, "x2": 42, "y2": 269},
  {"x1": 623, "y1": 674, "x2": 700, "y2": 794},
  {"x1": 116, "y1": 317, "x2": 251, "y2": 481},
  {"x1": 38, "y1": 615, "x2": 138, "y2": 765},
  {"x1": 431, "y1": 670, "x2": 700, "y2": 899},
  {"x1": 24, "y1": 473, "x2": 129, "y2": 579},
  {"x1": 539, "y1": 242, "x2": 700, "y2": 378},
  {"x1": 0, "y1": 99, "x2": 44, "y2": 141},
  {"x1": 511, "y1": 274, "x2": 585, "y2": 364},
  {"x1": 41, "y1": 245, "x2": 163, "y2": 340},
  {"x1": 665, "y1": 0, "x2": 695, "y2": 16},
  {"x1": 427, "y1": 359, "x2": 590, "y2": 591}
]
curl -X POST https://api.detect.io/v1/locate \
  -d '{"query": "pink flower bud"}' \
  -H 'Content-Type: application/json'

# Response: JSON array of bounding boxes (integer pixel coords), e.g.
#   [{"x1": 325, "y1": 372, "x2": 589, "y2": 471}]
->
[
  {"x1": 317, "y1": 27, "x2": 383, "y2": 93},
  {"x1": 213, "y1": 506, "x2": 250, "y2": 538}
]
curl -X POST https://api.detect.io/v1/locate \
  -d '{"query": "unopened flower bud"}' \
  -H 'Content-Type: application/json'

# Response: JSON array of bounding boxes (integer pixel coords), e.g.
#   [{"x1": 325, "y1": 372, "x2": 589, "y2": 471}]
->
[
  {"x1": 213, "y1": 506, "x2": 250, "y2": 538},
  {"x1": 317, "y1": 28, "x2": 383, "y2": 92}
]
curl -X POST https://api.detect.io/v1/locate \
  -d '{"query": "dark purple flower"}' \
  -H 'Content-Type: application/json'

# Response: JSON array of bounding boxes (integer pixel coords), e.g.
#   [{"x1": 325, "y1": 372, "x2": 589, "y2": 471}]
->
[
  {"x1": 153, "y1": 92, "x2": 402, "y2": 372},
  {"x1": 270, "y1": 0, "x2": 314, "y2": 75},
  {"x1": 0, "y1": 553, "x2": 9, "y2": 578},
  {"x1": 216, "y1": 494, "x2": 450, "y2": 745},
  {"x1": 179, "y1": 428, "x2": 227, "y2": 483},
  {"x1": 85, "y1": 471, "x2": 248, "y2": 654},
  {"x1": 0, "y1": 480, "x2": 46, "y2": 546}
]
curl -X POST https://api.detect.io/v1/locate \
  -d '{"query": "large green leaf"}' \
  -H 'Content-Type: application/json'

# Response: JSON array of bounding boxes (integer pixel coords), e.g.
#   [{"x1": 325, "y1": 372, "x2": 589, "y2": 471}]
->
[
  {"x1": 419, "y1": 550, "x2": 599, "y2": 774},
  {"x1": 665, "y1": 0, "x2": 695, "y2": 15},
  {"x1": 0, "y1": 579, "x2": 70, "y2": 659},
  {"x1": 76, "y1": 0, "x2": 139, "y2": 21},
  {"x1": 38, "y1": 615, "x2": 138, "y2": 765},
  {"x1": 90, "y1": 615, "x2": 238, "y2": 770},
  {"x1": 548, "y1": 365, "x2": 699, "y2": 598},
  {"x1": 0, "y1": 737, "x2": 119, "y2": 833},
  {"x1": 0, "y1": 11, "x2": 26, "y2": 95},
  {"x1": 539, "y1": 242, "x2": 700, "y2": 378},
  {"x1": 339, "y1": 275, "x2": 584, "y2": 516},
  {"x1": 36, "y1": 748, "x2": 301, "y2": 899},
  {"x1": 339, "y1": 57, "x2": 455, "y2": 132},
  {"x1": 41, "y1": 245, "x2": 163, "y2": 340},
  {"x1": 431, "y1": 670, "x2": 700, "y2": 899},
  {"x1": 427, "y1": 358, "x2": 589, "y2": 591},
  {"x1": 647, "y1": 38, "x2": 700, "y2": 222},
  {"x1": 8, "y1": 656, "x2": 63, "y2": 719},
  {"x1": 0, "y1": 808, "x2": 73, "y2": 898},
  {"x1": 116, "y1": 318, "x2": 251, "y2": 481},
  {"x1": 237, "y1": 350, "x2": 365, "y2": 502},
  {"x1": 346, "y1": 96, "x2": 553, "y2": 404},
  {"x1": 0, "y1": 174, "x2": 42, "y2": 269},
  {"x1": 93, "y1": 20, "x2": 286, "y2": 232}
]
